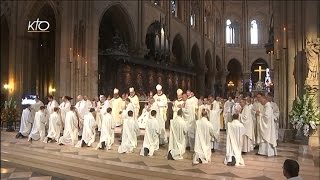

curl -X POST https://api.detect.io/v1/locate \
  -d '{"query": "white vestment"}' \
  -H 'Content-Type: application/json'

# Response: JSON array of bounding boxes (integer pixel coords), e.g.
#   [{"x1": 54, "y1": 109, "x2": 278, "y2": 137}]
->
[
  {"x1": 193, "y1": 117, "x2": 215, "y2": 164},
  {"x1": 140, "y1": 117, "x2": 160, "y2": 156},
  {"x1": 47, "y1": 100, "x2": 59, "y2": 115},
  {"x1": 224, "y1": 119, "x2": 246, "y2": 166},
  {"x1": 209, "y1": 100, "x2": 222, "y2": 149},
  {"x1": 75, "y1": 100, "x2": 89, "y2": 135},
  {"x1": 96, "y1": 113, "x2": 115, "y2": 150},
  {"x1": 240, "y1": 104, "x2": 254, "y2": 152},
  {"x1": 44, "y1": 112, "x2": 62, "y2": 142},
  {"x1": 137, "y1": 107, "x2": 149, "y2": 129},
  {"x1": 86, "y1": 100, "x2": 93, "y2": 109},
  {"x1": 75, "y1": 113, "x2": 97, "y2": 147},
  {"x1": 58, "y1": 111, "x2": 79, "y2": 145},
  {"x1": 128, "y1": 95, "x2": 140, "y2": 119},
  {"x1": 153, "y1": 93, "x2": 168, "y2": 121},
  {"x1": 110, "y1": 97, "x2": 123, "y2": 126},
  {"x1": 183, "y1": 99, "x2": 196, "y2": 150},
  {"x1": 19, "y1": 108, "x2": 33, "y2": 136},
  {"x1": 118, "y1": 117, "x2": 140, "y2": 153},
  {"x1": 252, "y1": 101, "x2": 264, "y2": 145},
  {"x1": 232, "y1": 102, "x2": 241, "y2": 115},
  {"x1": 30, "y1": 101, "x2": 44, "y2": 122},
  {"x1": 258, "y1": 102, "x2": 277, "y2": 156},
  {"x1": 172, "y1": 99, "x2": 184, "y2": 120},
  {"x1": 95, "y1": 100, "x2": 110, "y2": 131},
  {"x1": 29, "y1": 110, "x2": 47, "y2": 141},
  {"x1": 168, "y1": 116, "x2": 187, "y2": 160},
  {"x1": 271, "y1": 101, "x2": 280, "y2": 140},
  {"x1": 223, "y1": 100, "x2": 234, "y2": 127},
  {"x1": 149, "y1": 101, "x2": 167, "y2": 144},
  {"x1": 197, "y1": 104, "x2": 210, "y2": 120},
  {"x1": 121, "y1": 102, "x2": 135, "y2": 120},
  {"x1": 59, "y1": 101, "x2": 71, "y2": 127}
]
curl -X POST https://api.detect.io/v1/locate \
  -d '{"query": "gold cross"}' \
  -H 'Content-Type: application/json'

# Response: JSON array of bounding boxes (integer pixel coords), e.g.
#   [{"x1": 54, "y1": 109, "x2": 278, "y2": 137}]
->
[{"x1": 254, "y1": 66, "x2": 266, "y2": 81}]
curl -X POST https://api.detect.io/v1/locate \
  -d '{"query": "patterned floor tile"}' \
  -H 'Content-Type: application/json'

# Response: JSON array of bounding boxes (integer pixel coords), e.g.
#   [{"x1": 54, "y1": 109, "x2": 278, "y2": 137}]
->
[
  {"x1": 248, "y1": 176, "x2": 273, "y2": 180},
  {"x1": 153, "y1": 164, "x2": 175, "y2": 170},
  {"x1": 182, "y1": 168, "x2": 206, "y2": 174},
  {"x1": 8, "y1": 172, "x2": 32, "y2": 178},
  {"x1": 128, "y1": 161, "x2": 147, "y2": 166},
  {"x1": 213, "y1": 172, "x2": 239, "y2": 178}
]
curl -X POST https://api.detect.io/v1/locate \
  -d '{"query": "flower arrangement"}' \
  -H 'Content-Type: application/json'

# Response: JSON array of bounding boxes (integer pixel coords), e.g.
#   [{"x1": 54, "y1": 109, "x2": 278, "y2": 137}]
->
[
  {"x1": 289, "y1": 92, "x2": 320, "y2": 136},
  {"x1": 1, "y1": 97, "x2": 19, "y2": 124}
]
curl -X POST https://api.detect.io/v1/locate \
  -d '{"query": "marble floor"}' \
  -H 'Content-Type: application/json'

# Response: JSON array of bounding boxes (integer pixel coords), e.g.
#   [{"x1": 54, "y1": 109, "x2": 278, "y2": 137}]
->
[{"x1": 1, "y1": 128, "x2": 319, "y2": 180}]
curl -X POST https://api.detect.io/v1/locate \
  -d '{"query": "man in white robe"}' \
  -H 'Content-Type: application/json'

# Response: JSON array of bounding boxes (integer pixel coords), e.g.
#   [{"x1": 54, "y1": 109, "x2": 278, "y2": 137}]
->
[
  {"x1": 153, "y1": 84, "x2": 168, "y2": 144},
  {"x1": 96, "y1": 108, "x2": 115, "y2": 150},
  {"x1": 266, "y1": 93, "x2": 280, "y2": 140},
  {"x1": 172, "y1": 89, "x2": 184, "y2": 120},
  {"x1": 137, "y1": 102, "x2": 150, "y2": 129},
  {"x1": 121, "y1": 98, "x2": 135, "y2": 120},
  {"x1": 16, "y1": 104, "x2": 33, "y2": 138},
  {"x1": 193, "y1": 110, "x2": 215, "y2": 164},
  {"x1": 140, "y1": 110, "x2": 160, "y2": 156},
  {"x1": 223, "y1": 97, "x2": 234, "y2": 128},
  {"x1": 224, "y1": 112, "x2": 246, "y2": 166},
  {"x1": 76, "y1": 108, "x2": 97, "y2": 147},
  {"x1": 58, "y1": 106, "x2": 79, "y2": 146},
  {"x1": 197, "y1": 98, "x2": 210, "y2": 120},
  {"x1": 209, "y1": 97, "x2": 222, "y2": 151},
  {"x1": 118, "y1": 111, "x2": 140, "y2": 153},
  {"x1": 47, "y1": 95, "x2": 59, "y2": 115},
  {"x1": 28, "y1": 106, "x2": 47, "y2": 142},
  {"x1": 44, "y1": 107, "x2": 62, "y2": 143},
  {"x1": 257, "y1": 95, "x2": 278, "y2": 157},
  {"x1": 75, "y1": 95, "x2": 89, "y2": 136},
  {"x1": 59, "y1": 96, "x2": 72, "y2": 131},
  {"x1": 239, "y1": 98, "x2": 254, "y2": 153},
  {"x1": 110, "y1": 88, "x2": 123, "y2": 126},
  {"x1": 252, "y1": 94, "x2": 264, "y2": 147},
  {"x1": 128, "y1": 87, "x2": 140, "y2": 119},
  {"x1": 168, "y1": 109, "x2": 187, "y2": 160},
  {"x1": 84, "y1": 95, "x2": 93, "y2": 108},
  {"x1": 182, "y1": 93, "x2": 196, "y2": 151},
  {"x1": 30, "y1": 96, "x2": 44, "y2": 123},
  {"x1": 96, "y1": 95, "x2": 110, "y2": 131}
]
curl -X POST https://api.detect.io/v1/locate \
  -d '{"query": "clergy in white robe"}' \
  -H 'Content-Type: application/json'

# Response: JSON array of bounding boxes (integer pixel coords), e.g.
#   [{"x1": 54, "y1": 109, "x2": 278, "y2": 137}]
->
[
  {"x1": 223, "y1": 97, "x2": 234, "y2": 128},
  {"x1": 75, "y1": 95, "x2": 90, "y2": 136},
  {"x1": 96, "y1": 95, "x2": 110, "y2": 131},
  {"x1": 30, "y1": 97, "x2": 44, "y2": 123},
  {"x1": 257, "y1": 96, "x2": 278, "y2": 157},
  {"x1": 16, "y1": 105, "x2": 33, "y2": 138},
  {"x1": 153, "y1": 84, "x2": 168, "y2": 122},
  {"x1": 266, "y1": 93, "x2": 280, "y2": 140},
  {"x1": 128, "y1": 87, "x2": 140, "y2": 119},
  {"x1": 44, "y1": 107, "x2": 62, "y2": 143},
  {"x1": 28, "y1": 106, "x2": 47, "y2": 141},
  {"x1": 224, "y1": 113, "x2": 246, "y2": 166},
  {"x1": 118, "y1": 111, "x2": 140, "y2": 153},
  {"x1": 172, "y1": 89, "x2": 184, "y2": 120},
  {"x1": 167, "y1": 109, "x2": 187, "y2": 160},
  {"x1": 59, "y1": 96, "x2": 72, "y2": 129},
  {"x1": 209, "y1": 99, "x2": 222, "y2": 150},
  {"x1": 239, "y1": 99, "x2": 254, "y2": 153},
  {"x1": 110, "y1": 88, "x2": 123, "y2": 126},
  {"x1": 58, "y1": 106, "x2": 79, "y2": 146},
  {"x1": 252, "y1": 95, "x2": 264, "y2": 146},
  {"x1": 47, "y1": 95, "x2": 59, "y2": 115},
  {"x1": 84, "y1": 96, "x2": 93, "y2": 108},
  {"x1": 137, "y1": 103, "x2": 149, "y2": 129},
  {"x1": 140, "y1": 110, "x2": 160, "y2": 156},
  {"x1": 193, "y1": 110, "x2": 215, "y2": 164},
  {"x1": 182, "y1": 94, "x2": 196, "y2": 151},
  {"x1": 96, "y1": 108, "x2": 115, "y2": 150},
  {"x1": 121, "y1": 98, "x2": 135, "y2": 120},
  {"x1": 75, "y1": 108, "x2": 97, "y2": 147}
]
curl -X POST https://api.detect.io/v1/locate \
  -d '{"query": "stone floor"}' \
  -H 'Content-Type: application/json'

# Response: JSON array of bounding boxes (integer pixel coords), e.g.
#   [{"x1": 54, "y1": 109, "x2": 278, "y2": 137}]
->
[{"x1": 1, "y1": 128, "x2": 319, "y2": 180}]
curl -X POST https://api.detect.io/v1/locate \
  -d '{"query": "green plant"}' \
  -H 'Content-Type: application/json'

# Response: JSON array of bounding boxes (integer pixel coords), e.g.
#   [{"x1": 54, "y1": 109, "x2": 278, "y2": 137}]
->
[
  {"x1": 0, "y1": 97, "x2": 19, "y2": 123},
  {"x1": 289, "y1": 92, "x2": 320, "y2": 136}
]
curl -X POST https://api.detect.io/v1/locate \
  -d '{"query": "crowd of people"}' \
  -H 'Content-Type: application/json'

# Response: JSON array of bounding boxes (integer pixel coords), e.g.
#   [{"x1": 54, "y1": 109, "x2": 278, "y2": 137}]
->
[{"x1": 16, "y1": 84, "x2": 281, "y2": 166}]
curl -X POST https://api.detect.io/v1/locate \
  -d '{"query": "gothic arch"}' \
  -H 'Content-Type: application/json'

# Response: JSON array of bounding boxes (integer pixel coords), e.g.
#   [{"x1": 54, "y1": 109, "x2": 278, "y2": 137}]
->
[
  {"x1": 205, "y1": 50, "x2": 212, "y2": 94},
  {"x1": 191, "y1": 43, "x2": 201, "y2": 69},
  {"x1": 1, "y1": 15, "x2": 10, "y2": 102},
  {"x1": 226, "y1": 59, "x2": 242, "y2": 97},
  {"x1": 98, "y1": 4, "x2": 135, "y2": 50},
  {"x1": 171, "y1": 33, "x2": 186, "y2": 65},
  {"x1": 251, "y1": 58, "x2": 269, "y2": 83}
]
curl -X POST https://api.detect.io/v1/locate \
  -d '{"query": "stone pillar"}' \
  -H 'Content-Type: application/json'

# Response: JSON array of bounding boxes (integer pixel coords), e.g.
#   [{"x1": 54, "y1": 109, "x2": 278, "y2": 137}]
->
[{"x1": 242, "y1": 72, "x2": 251, "y2": 95}]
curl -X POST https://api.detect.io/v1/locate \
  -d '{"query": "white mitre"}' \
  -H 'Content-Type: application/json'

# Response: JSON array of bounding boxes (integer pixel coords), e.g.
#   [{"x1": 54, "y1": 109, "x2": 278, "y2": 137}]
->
[
  {"x1": 156, "y1": 84, "x2": 162, "y2": 91},
  {"x1": 129, "y1": 87, "x2": 134, "y2": 93},
  {"x1": 114, "y1": 88, "x2": 119, "y2": 94},
  {"x1": 176, "y1": 89, "x2": 183, "y2": 96}
]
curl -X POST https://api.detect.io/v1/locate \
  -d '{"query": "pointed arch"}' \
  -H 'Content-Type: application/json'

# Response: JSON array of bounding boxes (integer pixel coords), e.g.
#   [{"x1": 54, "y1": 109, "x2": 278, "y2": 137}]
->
[{"x1": 171, "y1": 33, "x2": 186, "y2": 65}]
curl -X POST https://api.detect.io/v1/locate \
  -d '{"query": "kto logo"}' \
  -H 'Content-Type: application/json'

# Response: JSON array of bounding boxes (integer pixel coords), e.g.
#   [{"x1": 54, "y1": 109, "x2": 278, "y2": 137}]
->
[{"x1": 28, "y1": 18, "x2": 50, "y2": 32}]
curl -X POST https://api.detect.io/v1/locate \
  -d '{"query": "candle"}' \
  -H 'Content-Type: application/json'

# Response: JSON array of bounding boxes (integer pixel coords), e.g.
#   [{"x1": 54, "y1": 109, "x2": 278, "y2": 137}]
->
[
  {"x1": 161, "y1": 28, "x2": 165, "y2": 49},
  {"x1": 77, "y1": 54, "x2": 80, "y2": 69},
  {"x1": 155, "y1": 35, "x2": 159, "y2": 49},
  {"x1": 85, "y1": 61, "x2": 88, "y2": 76},
  {"x1": 283, "y1": 27, "x2": 287, "y2": 48},
  {"x1": 166, "y1": 39, "x2": 168, "y2": 50},
  {"x1": 276, "y1": 39, "x2": 279, "y2": 59},
  {"x1": 69, "y1": 48, "x2": 72, "y2": 63}
]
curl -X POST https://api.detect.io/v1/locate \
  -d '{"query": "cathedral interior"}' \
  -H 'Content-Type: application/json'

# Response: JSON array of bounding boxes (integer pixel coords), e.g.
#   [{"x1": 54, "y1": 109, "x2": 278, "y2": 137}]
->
[{"x1": 0, "y1": 1, "x2": 320, "y2": 179}]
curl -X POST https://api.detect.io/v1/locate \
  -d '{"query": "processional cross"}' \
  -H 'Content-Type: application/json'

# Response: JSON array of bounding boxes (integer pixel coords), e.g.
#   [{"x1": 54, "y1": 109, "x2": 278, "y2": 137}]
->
[{"x1": 254, "y1": 66, "x2": 266, "y2": 81}]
